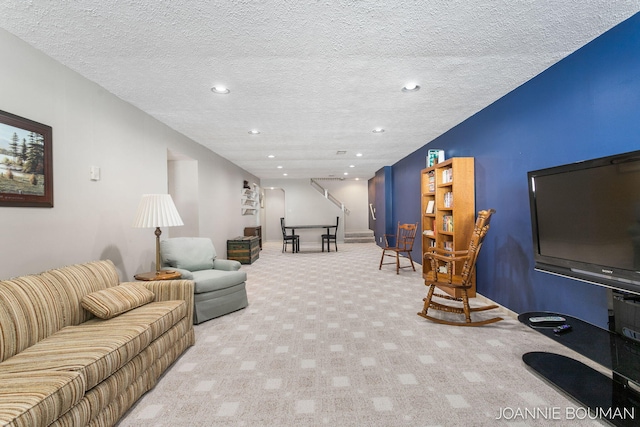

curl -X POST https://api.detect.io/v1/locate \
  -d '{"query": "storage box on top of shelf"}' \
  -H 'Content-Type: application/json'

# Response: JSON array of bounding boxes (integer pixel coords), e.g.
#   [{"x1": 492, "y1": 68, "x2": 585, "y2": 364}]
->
[{"x1": 427, "y1": 149, "x2": 445, "y2": 167}]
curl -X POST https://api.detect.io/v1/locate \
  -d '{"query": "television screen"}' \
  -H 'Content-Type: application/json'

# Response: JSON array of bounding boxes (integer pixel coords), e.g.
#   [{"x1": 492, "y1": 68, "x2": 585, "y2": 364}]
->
[{"x1": 528, "y1": 150, "x2": 640, "y2": 294}]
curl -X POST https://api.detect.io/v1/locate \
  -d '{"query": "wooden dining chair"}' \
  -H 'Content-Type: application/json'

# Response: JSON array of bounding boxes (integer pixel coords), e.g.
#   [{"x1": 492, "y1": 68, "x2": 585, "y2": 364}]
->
[
  {"x1": 418, "y1": 209, "x2": 502, "y2": 326},
  {"x1": 379, "y1": 222, "x2": 418, "y2": 274},
  {"x1": 322, "y1": 216, "x2": 339, "y2": 252},
  {"x1": 280, "y1": 217, "x2": 299, "y2": 253}
]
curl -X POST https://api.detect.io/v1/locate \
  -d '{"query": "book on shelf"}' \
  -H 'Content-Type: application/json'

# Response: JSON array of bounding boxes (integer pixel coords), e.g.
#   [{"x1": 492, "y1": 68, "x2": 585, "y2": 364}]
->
[
  {"x1": 443, "y1": 241, "x2": 453, "y2": 251},
  {"x1": 442, "y1": 215, "x2": 454, "y2": 232},
  {"x1": 425, "y1": 200, "x2": 435, "y2": 214},
  {"x1": 443, "y1": 192, "x2": 453, "y2": 208},
  {"x1": 442, "y1": 168, "x2": 453, "y2": 183},
  {"x1": 427, "y1": 171, "x2": 435, "y2": 192}
]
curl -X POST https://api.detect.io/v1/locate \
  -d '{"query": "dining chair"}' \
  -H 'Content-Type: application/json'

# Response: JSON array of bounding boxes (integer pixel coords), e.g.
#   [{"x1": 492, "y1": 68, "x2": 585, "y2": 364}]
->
[
  {"x1": 280, "y1": 217, "x2": 299, "y2": 253},
  {"x1": 379, "y1": 222, "x2": 418, "y2": 274},
  {"x1": 322, "y1": 216, "x2": 339, "y2": 252}
]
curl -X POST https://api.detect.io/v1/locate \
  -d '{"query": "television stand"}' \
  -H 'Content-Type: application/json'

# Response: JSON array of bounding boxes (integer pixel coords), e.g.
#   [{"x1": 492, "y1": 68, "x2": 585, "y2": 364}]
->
[{"x1": 519, "y1": 312, "x2": 640, "y2": 427}]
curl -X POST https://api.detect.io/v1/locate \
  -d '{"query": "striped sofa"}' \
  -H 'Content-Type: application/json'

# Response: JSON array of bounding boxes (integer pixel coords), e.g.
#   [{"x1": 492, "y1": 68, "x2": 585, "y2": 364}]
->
[{"x1": 0, "y1": 260, "x2": 195, "y2": 427}]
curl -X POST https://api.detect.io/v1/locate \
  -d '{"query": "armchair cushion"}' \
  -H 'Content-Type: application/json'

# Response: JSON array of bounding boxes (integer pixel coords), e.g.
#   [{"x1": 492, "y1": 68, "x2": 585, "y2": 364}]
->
[
  {"x1": 191, "y1": 269, "x2": 247, "y2": 294},
  {"x1": 161, "y1": 237, "x2": 217, "y2": 271},
  {"x1": 81, "y1": 283, "x2": 155, "y2": 319}
]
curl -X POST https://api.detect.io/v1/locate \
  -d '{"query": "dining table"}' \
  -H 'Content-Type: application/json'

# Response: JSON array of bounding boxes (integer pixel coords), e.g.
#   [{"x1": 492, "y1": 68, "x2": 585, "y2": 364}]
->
[{"x1": 284, "y1": 224, "x2": 337, "y2": 252}]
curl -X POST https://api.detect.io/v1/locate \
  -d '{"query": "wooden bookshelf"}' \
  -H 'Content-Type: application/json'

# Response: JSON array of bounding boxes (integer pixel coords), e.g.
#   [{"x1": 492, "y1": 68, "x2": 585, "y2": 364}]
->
[{"x1": 420, "y1": 157, "x2": 476, "y2": 298}]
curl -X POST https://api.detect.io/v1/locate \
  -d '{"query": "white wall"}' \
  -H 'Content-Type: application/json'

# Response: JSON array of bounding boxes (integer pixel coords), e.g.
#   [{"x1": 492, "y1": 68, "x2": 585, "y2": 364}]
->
[
  {"x1": 168, "y1": 157, "x2": 199, "y2": 237},
  {"x1": 0, "y1": 29, "x2": 259, "y2": 280},
  {"x1": 261, "y1": 178, "x2": 368, "y2": 244},
  {"x1": 320, "y1": 179, "x2": 369, "y2": 232}
]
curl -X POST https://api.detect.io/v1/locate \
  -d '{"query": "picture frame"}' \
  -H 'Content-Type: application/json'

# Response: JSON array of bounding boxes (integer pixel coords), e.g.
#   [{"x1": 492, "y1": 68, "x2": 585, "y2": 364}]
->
[{"x1": 0, "y1": 110, "x2": 53, "y2": 207}]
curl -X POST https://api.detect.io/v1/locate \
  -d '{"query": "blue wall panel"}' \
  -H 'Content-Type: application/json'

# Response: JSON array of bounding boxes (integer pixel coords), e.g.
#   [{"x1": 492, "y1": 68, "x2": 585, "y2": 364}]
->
[
  {"x1": 372, "y1": 166, "x2": 394, "y2": 246},
  {"x1": 390, "y1": 13, "x2": 640, "y2": 328},
  {"x1": 390, "y1": 149, "x2": 426, "y2": 259}
]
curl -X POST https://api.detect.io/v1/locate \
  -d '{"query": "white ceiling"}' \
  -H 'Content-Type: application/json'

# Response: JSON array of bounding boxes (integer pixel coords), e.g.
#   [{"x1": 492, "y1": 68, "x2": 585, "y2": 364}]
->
[{"x1": 1, "y1": 1, "x2": 639, "y2": 180}]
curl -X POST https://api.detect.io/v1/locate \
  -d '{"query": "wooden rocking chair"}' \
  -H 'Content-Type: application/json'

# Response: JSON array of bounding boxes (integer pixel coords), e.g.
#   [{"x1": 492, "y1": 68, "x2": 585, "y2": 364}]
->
[{"x1": 418, "y1": 209, "x2": 502, "y2": 326}]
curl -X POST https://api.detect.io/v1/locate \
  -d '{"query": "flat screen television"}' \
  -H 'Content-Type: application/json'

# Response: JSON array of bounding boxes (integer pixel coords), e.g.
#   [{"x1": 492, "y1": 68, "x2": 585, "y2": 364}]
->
[{"x1": 527, "y1": 149, "x2": 640, "y2": 295}]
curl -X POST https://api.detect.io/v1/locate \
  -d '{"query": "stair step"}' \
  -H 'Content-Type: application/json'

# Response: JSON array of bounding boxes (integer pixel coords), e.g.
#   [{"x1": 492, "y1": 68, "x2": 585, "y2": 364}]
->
[
  {"x1": 344, "y1": 230, "x2": 374, "y2": 238},
  {"x1": 344, "y1": 230, "x2": 375, "y2": 243},
  {"x1": 344, "y1": 237, "x2": 376, "y2": 243}
]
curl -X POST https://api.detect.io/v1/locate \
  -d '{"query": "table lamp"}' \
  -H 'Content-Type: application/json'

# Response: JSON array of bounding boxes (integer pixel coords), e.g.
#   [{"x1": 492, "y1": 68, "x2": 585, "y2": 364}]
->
[{"x1": 133, "y1": 194, "x2": 184, "y2": 275}]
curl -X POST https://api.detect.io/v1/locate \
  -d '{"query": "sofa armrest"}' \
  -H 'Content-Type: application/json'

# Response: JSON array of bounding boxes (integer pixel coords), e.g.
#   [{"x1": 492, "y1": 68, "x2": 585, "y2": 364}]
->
[
  {"x1": 213, "y1": 259, "x2": 241, "y2": 271},
  {"x1": 127, "y1": 280, "x2": 195, "y2": 325}
]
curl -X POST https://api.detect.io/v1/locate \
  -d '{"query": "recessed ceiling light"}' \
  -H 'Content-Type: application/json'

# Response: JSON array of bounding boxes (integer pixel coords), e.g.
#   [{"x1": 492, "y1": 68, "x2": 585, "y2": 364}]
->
[
  {"x1": 372, "y1": 128, "x2": 384, "y2": 133},
  {"x1": 355, "y1": 178, "x2": 360, "y2": 181},
  {"x1": 349, "y1": 165, "x2": 355, "y2": 168},
  {"x1": 211, "y1": 85, "x2": 230, "y2": 94},
  {"x1": 268, "y1": 155, "x2": 275, "y2": 158},
  {"x1": 277, "y1": 165, "x2": 283, "y2": 169},
  {"x1": 344, "y1": 172, "x2": 349, "y2": 176},
  {"x1": 356, "y1": 153, "x2": 363, "y2": 157},
  {"x1": 283, "y1": 173, "x2": 288, "y2": 176},
  {"x1": 248, "y1": 130, "x2": 260, "y2": 134},
  {"x1": 402, "y1": 83, "x2": 420, "y2": 92}
]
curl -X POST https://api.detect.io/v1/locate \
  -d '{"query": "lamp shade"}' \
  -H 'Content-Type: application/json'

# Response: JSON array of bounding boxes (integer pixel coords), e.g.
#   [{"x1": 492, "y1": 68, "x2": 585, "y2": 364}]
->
[{"x1": 133, "y1": 194, "x2": 184, "y2": 228}]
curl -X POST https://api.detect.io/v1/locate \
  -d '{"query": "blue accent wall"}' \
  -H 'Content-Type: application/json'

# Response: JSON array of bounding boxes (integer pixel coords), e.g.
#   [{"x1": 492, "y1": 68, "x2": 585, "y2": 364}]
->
[{"x1": 388, "y1": 12, "x2": 640, "y2": 328}]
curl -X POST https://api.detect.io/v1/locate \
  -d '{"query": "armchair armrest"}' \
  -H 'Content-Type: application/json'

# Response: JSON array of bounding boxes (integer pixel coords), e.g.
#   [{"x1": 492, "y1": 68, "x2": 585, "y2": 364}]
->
[
  {"x1": 213, "y1": 258, "x2": 241, "y2": 271},
  {"x1": 425, "y1": 247, "x2": 468, "y2": 258},
  {"x1": 424, "y1": 248, "x2": 471, "y2": 285}
]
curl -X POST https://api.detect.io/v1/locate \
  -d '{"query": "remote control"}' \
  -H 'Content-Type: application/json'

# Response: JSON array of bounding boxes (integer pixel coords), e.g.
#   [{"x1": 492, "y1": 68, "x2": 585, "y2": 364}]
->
[
  {"x1": 529, "y1": 316, "x2": 566, "y2": 326},
  {"x1": 553, "y1": 324, "x2": 572, "y2": 334}
]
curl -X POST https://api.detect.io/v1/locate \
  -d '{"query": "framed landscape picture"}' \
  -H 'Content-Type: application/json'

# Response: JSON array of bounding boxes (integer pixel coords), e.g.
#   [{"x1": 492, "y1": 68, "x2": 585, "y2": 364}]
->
[{"x1": 0, "y1": 110, "x2": 53, "y2": 207}]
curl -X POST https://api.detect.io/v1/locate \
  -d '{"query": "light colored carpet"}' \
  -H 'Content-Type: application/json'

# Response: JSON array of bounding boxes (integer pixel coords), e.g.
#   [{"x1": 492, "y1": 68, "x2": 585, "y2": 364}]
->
[{"x1": 118, "y1": 242, "x2": 604, "y2": 426}]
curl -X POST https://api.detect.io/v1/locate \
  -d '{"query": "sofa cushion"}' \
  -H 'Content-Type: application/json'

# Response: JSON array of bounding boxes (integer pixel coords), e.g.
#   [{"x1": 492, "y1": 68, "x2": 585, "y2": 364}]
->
[
  {"x1": 161, "y1": 237, "x2": 217, "y2": 271},
  {"x1": 191, "y1": 269, "x2": 247, "y2": 294},
  {"x1": 81, "y1": 283, "x2": 155, "y2": 319},
  {"x1": 0, "y1": 301, "x2": 186, "y2": 391},
  {"x1": 0, "y1": 370, "x2": 85, "y2": 427}
]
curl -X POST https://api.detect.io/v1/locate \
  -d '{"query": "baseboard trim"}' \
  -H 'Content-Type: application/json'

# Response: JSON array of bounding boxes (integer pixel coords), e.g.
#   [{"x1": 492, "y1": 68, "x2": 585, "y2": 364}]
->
[{"x1": 475, "y1": 292, "x2": 519, "y2": 320}]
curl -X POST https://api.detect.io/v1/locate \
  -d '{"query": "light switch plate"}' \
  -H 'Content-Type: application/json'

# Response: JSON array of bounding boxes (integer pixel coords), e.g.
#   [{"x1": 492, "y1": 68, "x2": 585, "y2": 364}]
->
[{"x1": 90, "y1": 166, "x2": 100, "y2": 181}]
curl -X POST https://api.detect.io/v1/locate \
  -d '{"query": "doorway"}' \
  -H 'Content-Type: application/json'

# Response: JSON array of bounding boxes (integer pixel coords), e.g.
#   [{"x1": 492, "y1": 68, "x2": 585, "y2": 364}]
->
[{"x1": 264, "y1": 188, "x2": 285, "y2": 242}]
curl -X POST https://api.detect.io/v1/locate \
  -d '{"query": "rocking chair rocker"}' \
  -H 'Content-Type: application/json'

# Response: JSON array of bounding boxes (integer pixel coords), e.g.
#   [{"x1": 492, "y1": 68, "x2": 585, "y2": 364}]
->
[{"x1": 418, "y1": 209, "x2": 502, "y2": 326}]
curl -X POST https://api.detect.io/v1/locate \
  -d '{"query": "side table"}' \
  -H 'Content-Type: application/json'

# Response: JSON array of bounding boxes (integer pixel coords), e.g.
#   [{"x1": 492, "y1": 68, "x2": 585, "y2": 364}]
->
[{"x1": 134, "y1": 270, "x2": 182, "y2": 281}]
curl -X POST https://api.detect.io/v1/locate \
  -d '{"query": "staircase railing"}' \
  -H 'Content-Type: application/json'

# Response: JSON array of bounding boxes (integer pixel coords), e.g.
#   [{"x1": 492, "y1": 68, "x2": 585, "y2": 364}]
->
[{"x1": 310, "y1": 178, "x2": 350, "y2": 215}]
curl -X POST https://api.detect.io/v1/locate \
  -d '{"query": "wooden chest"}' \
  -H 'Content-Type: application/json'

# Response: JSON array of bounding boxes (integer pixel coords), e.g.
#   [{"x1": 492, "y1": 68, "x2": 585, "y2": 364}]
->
[{"x1": 227, "y1": 236, "x2": 260, "y2": 264}]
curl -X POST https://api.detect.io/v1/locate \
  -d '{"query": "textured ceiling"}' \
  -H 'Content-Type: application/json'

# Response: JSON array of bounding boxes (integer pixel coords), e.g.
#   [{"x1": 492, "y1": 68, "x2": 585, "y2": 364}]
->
[{"x1": 1, "y1": 1, "x2": 639, "y2": 180}]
